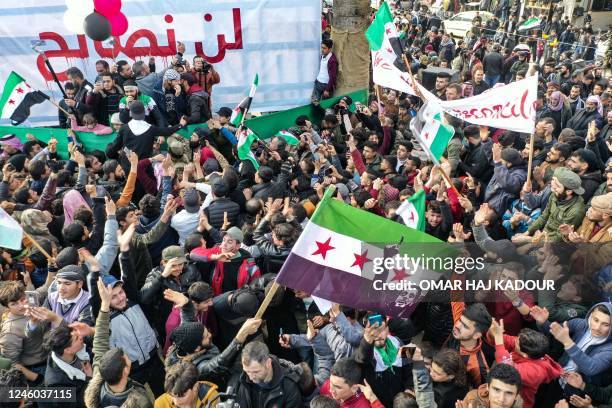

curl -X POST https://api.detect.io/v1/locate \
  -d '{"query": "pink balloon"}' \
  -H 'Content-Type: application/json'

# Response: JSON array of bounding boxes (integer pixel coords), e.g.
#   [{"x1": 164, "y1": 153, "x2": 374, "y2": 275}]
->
[
  {"x1": 94, "y1": 0, "x2": 121, "y2": 18},
  {"x1": 108, "y1": 12, "x2": 128, "y2": 36}
]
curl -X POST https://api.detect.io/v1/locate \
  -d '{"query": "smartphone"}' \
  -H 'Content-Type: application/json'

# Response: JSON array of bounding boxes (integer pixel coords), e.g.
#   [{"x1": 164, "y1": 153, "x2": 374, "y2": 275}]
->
[
  {"x1": 122, "y1": 147, "x2": 131, "y2": 156},
  {"x1": 367, "y1": 314, "x2": 384, "y2": 327},
  {"x1": 403, "y1": 344, "x2": 417, "y2": 359},
  {"x1": 67, "y1": 135, "x2": 75, "y2": 143},
  {"x1": 25, "y1": 291, "x2": 39, "y2": 307}
]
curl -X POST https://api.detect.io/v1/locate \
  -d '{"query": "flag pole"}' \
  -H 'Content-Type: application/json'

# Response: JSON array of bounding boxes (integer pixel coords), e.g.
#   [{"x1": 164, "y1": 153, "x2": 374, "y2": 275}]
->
[
  {"x1": 375, "y1": 85, "x2": 383, "y2": 119},
  {"x1": 22, "y1": 231, "x2": 52, "y2": 260},
  {"x1": 526, "y1": 133, "x2": 535, "y2": 185},
  {"x1": 46, "y1": 97, "x2": 71, "y2": 117},
  {"x1": 255, "y1": 185, "x2": 337, "y2": 319},
  {"x1": 255, "y1": 281, "x2": 280, "y2": 319}
]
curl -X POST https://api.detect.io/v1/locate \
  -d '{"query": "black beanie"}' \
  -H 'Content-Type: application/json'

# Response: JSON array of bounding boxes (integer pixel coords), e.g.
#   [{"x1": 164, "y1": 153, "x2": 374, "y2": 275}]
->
[
  {"x1": 8, "y1": 153, "x2": 27, "y2": 172},
  {"x1": 171, "y1": 322, "x2": 204, "y2": 355}
]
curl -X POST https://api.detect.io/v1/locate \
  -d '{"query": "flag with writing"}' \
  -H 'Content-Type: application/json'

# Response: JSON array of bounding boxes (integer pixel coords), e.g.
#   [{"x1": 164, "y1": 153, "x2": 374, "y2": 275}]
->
[
  {"x1": 237, "y1": 128, "x2": 260, "y2": 170},
  {"x1": 409, "y1": 101, "x2": 454, "y2": 164},
  {"x1": 230, "y1": 74, "x2": 259, "y2": 127},
  {"x1": 397, "y1": 190, "x2": 426, "y2": 231},
  {"x1": 274, "y1": 130, "x2": 300, "y2": 146},
  {"x1": 0, "y1": 72, "x2": 49, "y2": 125},
  {"x1": 365, "y1": 3, "x2": 416, "y2": 95},
  {"x1": 365, "y1": 2, "x2": 403, "y2": 67},
  {"x1": 275, "y1": 188, "x2": 449, "y2": 318},
  {"x1": 0, "y1": 207, "x2": 23, "y2": 250}
]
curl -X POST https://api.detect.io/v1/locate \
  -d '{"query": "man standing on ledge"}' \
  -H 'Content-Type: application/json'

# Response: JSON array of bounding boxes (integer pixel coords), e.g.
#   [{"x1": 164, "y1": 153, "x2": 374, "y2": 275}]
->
[{"x1": 312, "y1": 39, "x2": 338, "y2": 103}]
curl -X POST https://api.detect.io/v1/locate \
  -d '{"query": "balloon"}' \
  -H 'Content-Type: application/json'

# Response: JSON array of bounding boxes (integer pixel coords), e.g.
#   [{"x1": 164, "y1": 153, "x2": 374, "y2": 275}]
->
[
  {"x1": 108, "y1": 12, "x2": 128, "y2": 36},
  {"x1": 66, "y1": 0, "x2": 94, "y2": 16},
  {"x1": 64, "y1": 11, "x2": 87, "y2": 34},
  {"x1": 84, "y1": 12, "x2": 112, "y2": 42},
  {"x1": 94, "y1": 0, "x2": 122, "y2": 18}
]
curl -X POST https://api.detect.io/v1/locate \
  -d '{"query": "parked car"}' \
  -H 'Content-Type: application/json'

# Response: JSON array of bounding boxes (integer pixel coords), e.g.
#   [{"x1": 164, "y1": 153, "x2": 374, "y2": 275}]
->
[{"x1": 442, "y1": 11, "x2": 493, "y2": 38}]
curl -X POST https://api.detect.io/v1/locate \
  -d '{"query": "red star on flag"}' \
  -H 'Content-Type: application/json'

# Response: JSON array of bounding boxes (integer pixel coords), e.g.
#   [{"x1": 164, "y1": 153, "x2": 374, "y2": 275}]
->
[
  {"x1": 312, "y1": 237, "x2": 335, "y2": 259},
  {"x1": 25, "y1": 83, "x2": 31, "y2": 88},
  {"x1": 390, "y1": 268, "x2": 409, "y2": 282},
  {"x1": 423, "y1": 132, "x2": 429, "y2": 140},
  {"x1": 8, "y1": 99, "x2": 15, "y2": 105},
  {"x1": 16, "y1": 88, "x2": 24, "y2": 94},
  {"x1": 385, "y1": 28, "x2": 391, "y2": 34},
  {"x1": 386, "y1": 48, "x2": 393, "y2": 54},
  {"x1": 351, "y1": 250, "x2": 372, "y2": 271},
  {"x1": 408, "y1": 211, "x2": 415, "y2": 222}
]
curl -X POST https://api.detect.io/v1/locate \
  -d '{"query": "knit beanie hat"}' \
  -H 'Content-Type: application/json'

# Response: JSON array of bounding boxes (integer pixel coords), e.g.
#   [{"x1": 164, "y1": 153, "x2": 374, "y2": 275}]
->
[{"x1": 170, "y1": 322, "x2": 204, "y2": 355}]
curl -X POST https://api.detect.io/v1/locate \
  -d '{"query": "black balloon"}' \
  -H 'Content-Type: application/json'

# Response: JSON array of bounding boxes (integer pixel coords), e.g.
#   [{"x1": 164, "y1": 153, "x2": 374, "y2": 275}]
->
[{"x1": 84, "y1": 11, "x2": 111, "y2": 41}]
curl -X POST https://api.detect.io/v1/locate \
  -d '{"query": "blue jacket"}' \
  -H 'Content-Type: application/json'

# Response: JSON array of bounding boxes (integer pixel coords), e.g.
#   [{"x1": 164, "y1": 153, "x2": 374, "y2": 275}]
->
[
  {"x1": 541, "y1": 302, "x2": 612, "y2": 383},
  {"x1": 484, "y1": 162, "x2": 527, "y2": 216}
]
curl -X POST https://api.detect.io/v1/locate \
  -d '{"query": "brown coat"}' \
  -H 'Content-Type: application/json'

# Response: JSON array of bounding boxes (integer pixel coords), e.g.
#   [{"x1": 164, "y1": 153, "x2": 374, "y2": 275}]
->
[{"x1": 569, "y1": 219, "x2": 612, "y2": 277}]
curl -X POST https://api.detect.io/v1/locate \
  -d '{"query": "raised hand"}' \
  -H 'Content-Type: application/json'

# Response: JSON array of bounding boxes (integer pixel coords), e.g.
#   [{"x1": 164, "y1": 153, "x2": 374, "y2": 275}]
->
[
  {"x1": 529, "y1": 305, "x2": 549, "y2": 325},
  {"x1": 163, "y1": 288, "x2": 189, "y2": 308},
  {"x1": 117, "y1": 223, "x2": 136, "y2": 252}
]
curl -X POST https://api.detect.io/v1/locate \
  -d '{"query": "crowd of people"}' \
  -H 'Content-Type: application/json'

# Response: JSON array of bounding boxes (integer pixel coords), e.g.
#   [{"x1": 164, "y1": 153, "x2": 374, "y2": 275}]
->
[{"x1": 0, "y1": 0, "x2": 610, "y2": 407}]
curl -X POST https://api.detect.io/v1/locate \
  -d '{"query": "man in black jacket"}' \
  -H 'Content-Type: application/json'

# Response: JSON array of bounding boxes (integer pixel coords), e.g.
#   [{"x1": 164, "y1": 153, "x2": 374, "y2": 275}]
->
[
  {"x1": 181, "y1": 72, "x2": 212, "y2": 124},
  {"x1": 236, "y1": 341, "x2": 302, "y2": 407},
  {"x1": 165, "y1": 315, "x2": 261, "y2": 388},
  {"x1": 459, "y1": 125, "x2": 493, "y2": 187},
  {"x1": 42, "y1": 323, "x2": 91, "y2": 407},
  {"x1": 482, "y1": 44, "x2": 503, "y2": 87},
  {"x1": 204, "y1": 179, "x2": 240, "y2": 229},
  {"x1": 106, "y1": 100, "x2": 187, "y2": 162},
  {"x1": 86, "y1": 74, "x2": 123, "y2": 126},
  {"x1": 354, "y1": 318, "x2": 411, "y2": 408}
]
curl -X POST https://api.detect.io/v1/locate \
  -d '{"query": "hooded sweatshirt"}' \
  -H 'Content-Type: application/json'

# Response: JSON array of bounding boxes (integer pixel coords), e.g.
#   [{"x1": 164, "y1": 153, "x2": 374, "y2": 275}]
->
[
  {"x1": 494, "y1": 334, "x2": 563, "y2": 408},
  {"x1": 540, "y1": 302, "x2": 612, "y2": 384}
]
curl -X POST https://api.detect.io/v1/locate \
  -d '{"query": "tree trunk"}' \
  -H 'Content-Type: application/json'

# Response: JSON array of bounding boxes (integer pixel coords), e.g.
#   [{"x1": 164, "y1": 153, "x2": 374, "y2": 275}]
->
[{"x1": 331, "y1": 0, "x2": 372, "y2": 95}]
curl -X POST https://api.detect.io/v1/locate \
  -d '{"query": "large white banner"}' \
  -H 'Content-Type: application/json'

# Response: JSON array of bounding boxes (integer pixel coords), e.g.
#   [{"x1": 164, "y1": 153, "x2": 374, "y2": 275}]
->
[
  {"x1": 0, "y1": 0, "x2": 321, "y2": 125},
  {"x1": 418, "y1": 74, "x2": 539, "y2": 134}
]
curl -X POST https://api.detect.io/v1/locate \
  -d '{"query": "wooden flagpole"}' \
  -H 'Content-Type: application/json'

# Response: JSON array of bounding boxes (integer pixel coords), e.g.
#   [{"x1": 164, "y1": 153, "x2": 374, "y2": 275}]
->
[
  {"x1": 526, "y1": 134, "x2": 535, "y2": 185},
  {"x1": 22, "y1": 231, "x2": 52, "y2": 260}
]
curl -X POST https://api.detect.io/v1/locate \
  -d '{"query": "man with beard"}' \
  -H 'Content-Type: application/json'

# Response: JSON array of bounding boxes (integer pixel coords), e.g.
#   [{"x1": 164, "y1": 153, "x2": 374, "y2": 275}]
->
[
  {"x1": 164, "y1": 316, "x2": 261, "y2": 387},
  {"x1": 351, "y1": 319, "x2": 411, "y2": 408},
  {"x1": 514, "y1": 167, "x2": 586, "y2": 242},
  {"x1": 567, "y1": 148, "x2": 603, "y2": 203},
  {"x1": 434, "y1": 72, "x2": 451, "y2": 100},
  {"x1": 534, "y1": 143, "x2": 572, "y2": 189},
  {"x1": 86, "y1": 74, "x2": 124, "y2": 126},
  {"x1": 560, "y1": 192, "x2": 612, "y2": 244},
  {"x1": 591, "y1": 168, "x2": 612, "y2": 200},
  {"x1": 444, "y1": 303, "x2": 495, "y2": 388},
  {"x1": 98, "y1": 151, "x2": 138, "y2": 204},
  {"x1": 566, "y1": 95, "x2": 604, "y2": 138},
  {"x1": 568, "y1": 84, "x2": 586, "y2": 114}
]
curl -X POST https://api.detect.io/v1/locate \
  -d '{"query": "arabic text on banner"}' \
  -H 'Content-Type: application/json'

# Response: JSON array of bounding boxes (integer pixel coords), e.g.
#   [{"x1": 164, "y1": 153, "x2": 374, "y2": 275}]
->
[{"x1": 0, "y1": 0, "x2": 321, "y2": 126}]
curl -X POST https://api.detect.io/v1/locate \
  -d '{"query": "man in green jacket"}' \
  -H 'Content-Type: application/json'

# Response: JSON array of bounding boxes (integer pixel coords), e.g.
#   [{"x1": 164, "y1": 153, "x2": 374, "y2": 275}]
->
[{"x1": 514, "y1": 167, "x2": 586, "y2": 242}]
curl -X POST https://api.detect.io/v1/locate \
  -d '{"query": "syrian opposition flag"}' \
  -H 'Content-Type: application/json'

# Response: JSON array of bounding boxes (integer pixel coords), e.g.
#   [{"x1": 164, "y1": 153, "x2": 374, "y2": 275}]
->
[
  {"x1": 409, "y1": 101, "x2": 454, "y2": 164},
  {"x1": 0, "y1": 72, "x2": 49, "y2": 125},
  {"x1": 397, "y1": 190, "x2": 426, "y2": 231},
  {"x1": 518, "y1": 17, "x2": 541, "y2": 31},
  {"x1": 0, "y1": 207, "x2": 23, "y2": 250},
  {"x1": 274, "y1": 130, "x2": 300, "y2": 146},
  {"x1": 365, "y1": 3, "x2": 416, "y2": 95},
  {"x1": 237, "y1": 128, "x2": 260, "y2": 170},
  {"x1": 275, "y1": 188, "x2": 449, "y2": 319},
  {"x1": 230, "y1": 73, "x2": 259, "y2": 127},
  {"x1": 366, "y1": 2, "x2": 403, "y2": 67}
]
